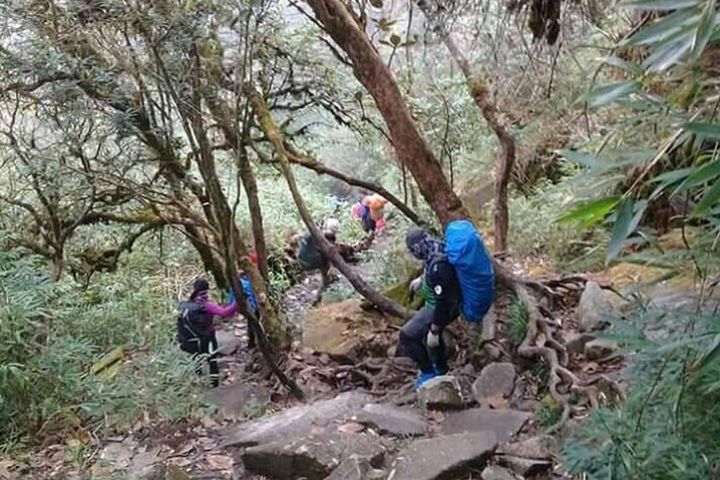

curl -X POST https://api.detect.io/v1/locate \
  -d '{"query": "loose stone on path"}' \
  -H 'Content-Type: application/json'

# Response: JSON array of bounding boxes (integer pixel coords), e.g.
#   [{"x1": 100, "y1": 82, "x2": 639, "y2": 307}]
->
[
  {"x1": 417, "y1": 375, "x2": 464, "y2": 410},
  {"x1": 472, "y1": 362, "x2": 516, "y2": 406}
]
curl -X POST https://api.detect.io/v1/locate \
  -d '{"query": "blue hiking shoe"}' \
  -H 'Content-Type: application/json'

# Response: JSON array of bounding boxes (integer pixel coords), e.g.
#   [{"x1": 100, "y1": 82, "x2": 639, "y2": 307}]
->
[{"x1": 414, "y1": 371, "x2": 438, "y2": 389}]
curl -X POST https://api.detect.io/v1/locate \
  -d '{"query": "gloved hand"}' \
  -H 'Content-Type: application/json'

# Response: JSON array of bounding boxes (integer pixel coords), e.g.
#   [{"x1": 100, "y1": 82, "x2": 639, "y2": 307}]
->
[
  {"x1": 426, "y1": 329, "x2": 440, "y2": 348},
  {"x1": 409, "y1": 275, "x2": 423, "y2": 293}
]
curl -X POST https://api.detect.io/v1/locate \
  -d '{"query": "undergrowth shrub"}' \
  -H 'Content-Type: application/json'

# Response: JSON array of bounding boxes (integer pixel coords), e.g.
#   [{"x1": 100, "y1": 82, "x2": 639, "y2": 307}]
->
[
  {"x1": 508, "y1": 180, "x2": 606, "y2": 272},
  {"x1": 507, "y1": 294, "x2": 529, "y2": 346},
  {"x1": 563, "y1": 303, "x2": 720, "y2": 479},
  {"x1": 0, "y1": 251, "x2": 205, "y2": 452}
]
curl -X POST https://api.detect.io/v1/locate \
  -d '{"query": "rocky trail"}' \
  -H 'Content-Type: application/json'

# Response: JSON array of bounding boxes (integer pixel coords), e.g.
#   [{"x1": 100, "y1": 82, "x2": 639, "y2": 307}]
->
[{"x1": 8, "y1": 234, "x2": 707, "y2": 480}]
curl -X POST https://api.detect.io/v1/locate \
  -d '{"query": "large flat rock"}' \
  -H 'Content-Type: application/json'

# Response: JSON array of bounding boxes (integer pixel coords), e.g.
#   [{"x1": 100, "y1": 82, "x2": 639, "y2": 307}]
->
[
  {"x1": 354, "y1": 403, "x2": 426, "y2": 437},
  {"x1": 242, "y1": 432, "x2": 385, "y2": 480},
  {"x1": 302, "y1": 299, "x2": 383, "y2": 362},
  {"x1": 223, "y1": 392, "x2": 372, "y2": 447},
  {"x1": 389, "y1": 432, "x2": 497, "y2": 480},
  {"x1": 440, "y1": 409, "x2": 531, "y2": 444}
]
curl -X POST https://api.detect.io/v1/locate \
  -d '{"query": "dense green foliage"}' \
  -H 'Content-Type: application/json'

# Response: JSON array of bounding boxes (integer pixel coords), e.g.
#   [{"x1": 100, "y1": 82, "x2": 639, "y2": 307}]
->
[
  {"x1": 2, "y1": 0, "x2": 720, "y2": 478},
  {"x1": 559, "y1": 1, "x2": 720, "y2": 478},
  {"x1": 0, "y1": 251, "x2": 206, "y2": 452}
]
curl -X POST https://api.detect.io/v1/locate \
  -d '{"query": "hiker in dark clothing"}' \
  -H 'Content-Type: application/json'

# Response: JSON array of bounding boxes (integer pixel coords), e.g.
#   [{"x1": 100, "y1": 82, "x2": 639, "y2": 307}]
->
[
  {"x1": 399, "y1": 228, "x2": 462, "y2": 388},
  {"x1": 295, "y1": 223, "x2": 339, "y2": 288},
  {"x1": 177, "y1": 278, "x2": 238, "y2": 387}
]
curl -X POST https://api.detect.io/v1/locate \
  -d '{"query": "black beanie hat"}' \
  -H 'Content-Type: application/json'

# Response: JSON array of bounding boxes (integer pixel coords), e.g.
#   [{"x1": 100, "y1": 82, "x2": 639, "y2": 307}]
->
[{"x1": 190, "y1": 278, "x2": 210, "y2": 300}]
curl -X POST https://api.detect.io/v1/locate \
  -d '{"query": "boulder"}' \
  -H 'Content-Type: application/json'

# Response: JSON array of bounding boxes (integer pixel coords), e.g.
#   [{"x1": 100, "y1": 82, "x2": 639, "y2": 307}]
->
[
  {"x1": 215, "y1": 329, "x2": 241, "y2": 355},
  {"x1": 481, "y1": 466, "x2": 517, "y2": 480},
  {"x1": 242, "y1": 432, "x2": 385, "y2": 480},
  {"x1": 472, "y1": 363, "x2": 516, "y2": 405},
  {"x1": 323, "y1": 455, "x2": 385, "y2": 480},
  {"x1": 440, "y1": 408, "x2": 531, "y2": 444},
  {"x1": 417, "y1": 375, "x2": 463, "y2": 410},
  {"x1": 223, "y1": 391, "x2": 372, "y2": 447},
  {"x1": 497, "y1": 435, "x2": 555, "y2": 460},
  {"x1": 584, "y1": 338, "x2": 619, "y2": 360},
  {"x1": 578, "y1": 282, "x2": 614, "y2": 332},
  {"x1": 354, "y1": 403, "x2": 426, "y2": 437},
  {"x1": 302, "y1": 299, "x2": 382, "y2": 362},
  {"x1": 497, "y1": 455, "x2": 552, "y2": 477},
  {"x1": 389, "y1": 432, "x2": 497, "y2": 480}
]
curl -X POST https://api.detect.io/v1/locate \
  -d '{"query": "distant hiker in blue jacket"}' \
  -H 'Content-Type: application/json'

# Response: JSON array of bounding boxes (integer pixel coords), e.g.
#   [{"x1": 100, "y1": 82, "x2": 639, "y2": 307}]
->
[
  {"x1": 400, "y1": 225, "x2": 494, "y2": 388},
  {"x1": 227, "y1": 253, "x2": 260, "y2": 349}
]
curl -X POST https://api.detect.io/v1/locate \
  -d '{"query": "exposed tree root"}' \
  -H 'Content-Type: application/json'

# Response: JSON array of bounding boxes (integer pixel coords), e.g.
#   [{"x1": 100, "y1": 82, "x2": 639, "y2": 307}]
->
[{"x1": 513, "y1": 281, "x2": 623, "y2": 431}]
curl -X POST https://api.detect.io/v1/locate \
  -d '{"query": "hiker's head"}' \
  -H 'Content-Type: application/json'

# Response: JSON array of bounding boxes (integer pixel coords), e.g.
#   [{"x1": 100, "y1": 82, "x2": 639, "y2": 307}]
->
[
  {"x1": 190, "y1": 278, "x2": 210, "y2": 301},
  {"x1": 406, "y1": 227, "x2": 441, "y2": 260},
  {"x1": 323, "y1": 218, "x2": 340, "y2": 235}
]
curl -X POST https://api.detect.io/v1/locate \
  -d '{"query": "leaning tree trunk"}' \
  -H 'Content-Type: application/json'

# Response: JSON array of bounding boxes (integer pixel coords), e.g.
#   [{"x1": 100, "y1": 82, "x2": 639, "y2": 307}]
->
[
  {"x1": 416, "y1": 0, "x2": 516, "y2": 252},
  {"x1": 202, "y1": 81, "x2": 270, "y2": 281},
  {"x1": 304, "y1": 0, "x2": 467, "y2": 226},
  {"x1": 246, "y1": 86, "x2": 411, "y2": 320},
  {"x1": 281, "y1": 144, "x2": 426, "y2": 227},
  {"x1": 304, "y1": 0, "x2": 522, "y2": 287}
]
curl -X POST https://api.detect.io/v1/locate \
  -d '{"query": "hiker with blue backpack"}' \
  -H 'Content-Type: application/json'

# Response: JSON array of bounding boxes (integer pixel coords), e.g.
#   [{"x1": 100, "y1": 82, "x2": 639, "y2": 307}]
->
[
  {"x1": 400, "y1": 221, "x2": 495, "y2": 388},
  {"x1": 227, "y1": 253, "x2": 260, "y2": 349}
]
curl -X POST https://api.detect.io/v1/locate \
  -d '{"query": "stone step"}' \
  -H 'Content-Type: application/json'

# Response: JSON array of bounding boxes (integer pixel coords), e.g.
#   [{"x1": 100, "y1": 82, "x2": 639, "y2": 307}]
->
[{"x1": 388, "y1": 432, "x2": 497, "y2": 480}]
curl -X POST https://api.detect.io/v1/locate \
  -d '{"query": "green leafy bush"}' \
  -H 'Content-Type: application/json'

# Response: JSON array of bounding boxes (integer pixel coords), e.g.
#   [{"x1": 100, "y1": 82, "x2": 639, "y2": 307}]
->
[
  {"x1": 563, "y1": 302, "x2": 720, "y2": 479},
  {"x1": 508, "y1": 180, "x2": 607, "y2": 272},
  {"x1": 0, "y1": 251, "x2": 205, "y2": 451}
]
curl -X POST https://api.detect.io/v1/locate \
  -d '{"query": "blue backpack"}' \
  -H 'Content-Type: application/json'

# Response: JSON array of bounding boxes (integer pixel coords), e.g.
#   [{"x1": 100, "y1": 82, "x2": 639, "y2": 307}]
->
[{"x1": 443, "y1": 220, "x2": 495, "y2": 323}]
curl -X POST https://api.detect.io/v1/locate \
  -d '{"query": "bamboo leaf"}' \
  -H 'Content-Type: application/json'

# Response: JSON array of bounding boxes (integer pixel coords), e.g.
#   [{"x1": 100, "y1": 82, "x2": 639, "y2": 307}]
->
[
  {"x1": 683, "y1": 121, "x2": 720, "y2": 139},
  {"x1": 585, "y1": 81, "x2": 641, "y2": 108},
  {"x1": 607, "y1": 198, "x2": 636, "y2": 262},
  {"x1": 692, "y1": 179, "x2": 720, "y2": 215},
  {"x1": 602, "y1": 56, "x2": 644, "y2": 75},
  {"x1": 690, "y1": 333, "x2": 720, "y2": 377},
  {"x1": 692, "y1": 0, "x2": 717, "y2": 57},
  {"x1": 557, "y1": 196, "x2": 621, "y2": 228},
  {"x1": 622, "y1": 0, "x2": 699, "y2": 10},
  {"x1": 624, "y1": 9, "x2": 703, "y2": 46},
  {"x1": 643, "y1": 33, "x2": 695, "y2": 71},
  {"x1": 649, "y1": 167, "x2": 694, "y2": 199},
  {"x1": 676, "y1": 159, "x2": 720, "y2": 192}
]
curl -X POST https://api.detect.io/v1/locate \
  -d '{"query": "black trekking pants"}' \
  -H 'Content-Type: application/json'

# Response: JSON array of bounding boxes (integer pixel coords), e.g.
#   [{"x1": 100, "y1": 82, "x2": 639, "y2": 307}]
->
[
  {"x1": 398, "y1": 307, "x2": 450, "y2": 374},
  {"x1": 247, "y1": 317, "x2": 256, "y2": 348},
  {"x1": 180, "y1": 331, "x2": 219, "y2": 387}
]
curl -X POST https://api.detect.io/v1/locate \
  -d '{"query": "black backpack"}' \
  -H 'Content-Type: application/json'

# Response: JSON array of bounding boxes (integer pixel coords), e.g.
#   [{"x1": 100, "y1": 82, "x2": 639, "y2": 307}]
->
[{"x1": 177, "y1": 301, "x2": 212, "y2": 343}]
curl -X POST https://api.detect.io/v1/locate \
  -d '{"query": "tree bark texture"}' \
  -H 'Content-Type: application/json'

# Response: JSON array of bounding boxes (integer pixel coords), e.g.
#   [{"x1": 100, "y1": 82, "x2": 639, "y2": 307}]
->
[
  {"x1": 304, "y1": 0, "x2": 467, "y2": 226},
  {"x1": 202, "y1": 83, "x2": 270, "y2": 281},
  {"x1": 416, "y1": 0, "x2": 516, "y2": 252},
  {"x1": 281, "y1": 144, "x2": 426, "y2": 227},
  {"x1": 247, "y1": 86, "x2": 411, "y2": 320}
]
